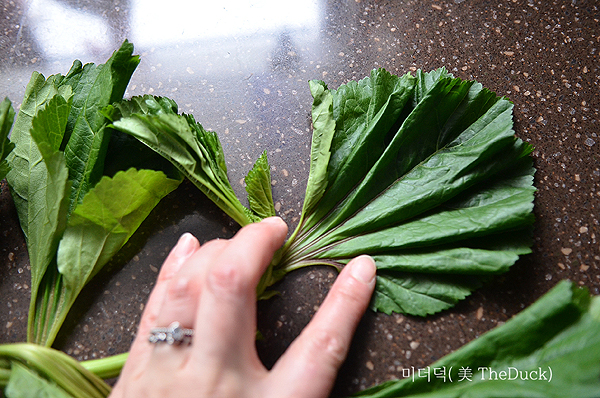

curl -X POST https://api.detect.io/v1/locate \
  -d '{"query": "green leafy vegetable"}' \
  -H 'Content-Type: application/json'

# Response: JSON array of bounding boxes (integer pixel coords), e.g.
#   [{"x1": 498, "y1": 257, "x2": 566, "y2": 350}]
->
[
  {"x1": 245, "y1": 150, "x2": 276, "y2": 219},
  {"x1": 0, "y1": 98, "x2": 15, "y2": 181},
  {"x1": 272, "y1": 68, "x2": 536, "y2": 316},
  {"x1": 61, "y1": 40, "x2": 140, "y2": 213},
  {"x1": 5, "y1": 41, "x2": 181, "y2": 346},
  {"x1": 109, "y1": 69, "x2": 535, "y2": 316},
  {"x1": 6, "y1": 78, "x2": 74, "y2": 344},
  {"x1": 351, "y1": 280, "x2": 600, "y2": 398},
  {"x1": 29, "y1": 168, "x2": 180, "y2": 344},
  {"x1": 104, "y1": 94, "x2": 272, "y2": 226}
]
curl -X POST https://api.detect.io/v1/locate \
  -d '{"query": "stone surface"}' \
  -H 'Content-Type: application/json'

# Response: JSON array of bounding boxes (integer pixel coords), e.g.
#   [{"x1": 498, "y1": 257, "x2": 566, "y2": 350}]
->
[{"x1": 1, "y1": 0, "x2": 598, "y2": 395}]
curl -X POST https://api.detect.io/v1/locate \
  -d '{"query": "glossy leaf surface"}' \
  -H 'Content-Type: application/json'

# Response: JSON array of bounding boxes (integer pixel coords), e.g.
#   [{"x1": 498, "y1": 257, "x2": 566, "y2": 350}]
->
[
  {"x1": 275, "y1": 68, "x2": 536, "y2": 316},
  {"x1": 106, "y1": 94, "x2": 263, "y2": 226}
]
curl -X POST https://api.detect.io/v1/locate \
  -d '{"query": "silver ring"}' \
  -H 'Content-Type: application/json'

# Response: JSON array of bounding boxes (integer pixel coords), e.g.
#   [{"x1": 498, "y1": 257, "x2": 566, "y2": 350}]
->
[{"x1": 149, "y1": 322, "x2": 194, "y2": 345}]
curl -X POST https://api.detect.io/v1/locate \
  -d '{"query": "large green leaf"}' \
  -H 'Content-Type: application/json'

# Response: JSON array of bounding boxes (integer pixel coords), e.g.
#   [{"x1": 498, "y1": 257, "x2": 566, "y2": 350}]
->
[
  {"x1": 61, "y1": 40, "x2": 139, "y2": 213},
  {"x1": 245, "y1": 150, "x2": 276, "y2": 219},
  {"x1": 352, "y1": 280, "x2": 600, "y2": 398},
  {"x1": 6, "y1": 85, "x2": 73, "y2": 341},
  {"x1": 57, "y1": 168, "x2": 181, "y2": 288},
  {"x1": 29, "y1": 168, "x2": 180, "y2": 345},
  {"x1": 274, "y1": 68, "x2": 536, "y2": 316},
  {"x1": 6, "y1": 72, "x2": 72, "y2": 240},
  {"x1": 105, "y1": 94, "x2": 260, "y2": 226},
  {"x1": 0, "y1": 98, "x2": 15, "y2": 181}
]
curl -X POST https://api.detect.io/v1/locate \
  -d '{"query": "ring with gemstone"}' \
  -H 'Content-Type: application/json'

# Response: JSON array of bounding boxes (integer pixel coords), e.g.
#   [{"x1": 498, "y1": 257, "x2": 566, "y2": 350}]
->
[{"x1": 149, "y1": 322, "x2": 194, "y2": 345}]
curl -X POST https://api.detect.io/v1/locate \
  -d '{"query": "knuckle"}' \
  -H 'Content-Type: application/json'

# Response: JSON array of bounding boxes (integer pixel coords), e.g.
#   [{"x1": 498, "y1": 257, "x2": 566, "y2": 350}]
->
[
  {"x1": 166, "y1": 277, "x2": 196, "y2": 299},
  {"x1": 138, "y1": 313, "x2": 157, "y2": 334},
  {"x1": 304, "y1": 328, "x2": 347, "y2": 367},
  {"x1": 334, "y1": 278, "x2": 367, "y2": 308},
  {"x1": 206, "y1": 263, "x2": 248, "y2": 297}
]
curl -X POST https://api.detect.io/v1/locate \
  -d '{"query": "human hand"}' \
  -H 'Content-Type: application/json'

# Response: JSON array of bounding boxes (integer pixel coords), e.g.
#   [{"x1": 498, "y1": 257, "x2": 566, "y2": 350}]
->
[{"x1": 110, "y1": 216, "x2": 376, "y2": 398}]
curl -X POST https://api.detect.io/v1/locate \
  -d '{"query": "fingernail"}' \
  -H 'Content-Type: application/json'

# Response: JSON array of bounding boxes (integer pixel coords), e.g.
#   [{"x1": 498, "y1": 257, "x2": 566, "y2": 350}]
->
[
  {"x1": 349, "y1": 255, "x2": 376, "y2": 284},
  {"x1": 173, "y1": 232, "x2": 197, "y2": 259}
]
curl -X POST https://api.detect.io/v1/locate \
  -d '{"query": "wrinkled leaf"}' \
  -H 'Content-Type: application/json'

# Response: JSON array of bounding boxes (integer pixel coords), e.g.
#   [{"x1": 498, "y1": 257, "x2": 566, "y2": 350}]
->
[
  {"x1": 6, "y1": 86, "x2": 73, "y2": 340},
  {"x1": 30, "y1": 94, "x2": 72, "y2": 153},
  {"x1": 29, "y1": 168, "x2": 180, "y2": 344},
  {"x1": 105, "y1": 94, "x2": 260, "y2": 226},
  {"x1": 299, "y1": 80, "x2": 336, "y2": 220},
  {"x1": 245, "y1": 150, "x2": 276, "y2": 219},
  {"x1": 6, "y1": 72, "x2": 72, "y2": 239},
  {"x1": 62, "y1": 40, "x2": 139, "y2": 212},
  {"x1": 352, "y1": 280, "x2": 600, "y2": 398},
  {"x1": 274, "y1": 68, "x2": 536, "y2": 316}
]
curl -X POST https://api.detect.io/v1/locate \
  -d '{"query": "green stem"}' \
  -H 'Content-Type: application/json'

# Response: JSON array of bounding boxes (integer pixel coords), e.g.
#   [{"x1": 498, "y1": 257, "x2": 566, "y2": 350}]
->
[
  {"x1": 81, "y1": 352, "x2": 128, "y2": 380},
  {"x1": 0, "y1": 360, "x2": 11, "y2": 387},
  {"x1": 0, "y1": 347, "x2": 128, "y2": 390},
  {"x1": 28, "y1": 270, "x2": 70, "y2": 347},
  {"x1": 0, "y1": 343, "x2": 111, "y2": 397}
]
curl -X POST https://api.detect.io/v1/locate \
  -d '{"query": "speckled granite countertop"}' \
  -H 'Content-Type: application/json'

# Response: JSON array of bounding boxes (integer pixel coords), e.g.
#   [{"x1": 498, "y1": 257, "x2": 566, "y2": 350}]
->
[{"x1": 0, "y1": 0, "x2": 598, "y2": 395}]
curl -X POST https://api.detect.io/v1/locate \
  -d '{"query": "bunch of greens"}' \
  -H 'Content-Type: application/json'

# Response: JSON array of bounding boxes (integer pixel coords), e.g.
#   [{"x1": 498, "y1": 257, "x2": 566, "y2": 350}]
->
[
  {"x1": 101, "y1": 95, "x2": 275, "y2": 227},
  {"x1": 273, "y1": 69, "x2": 536, "y2": 316},
  {"x1": 3, "y1": 40, "x2": 181, "y2": 348},
  {"x1": 109, "y1": 68, "x2": 536, "y2": 314},
  {"x1": 2, "y1": 42, "x2": 599, "y2": 397},
  {"x1": 0, "y1": 344, "x2": 110, "y2": 398}
]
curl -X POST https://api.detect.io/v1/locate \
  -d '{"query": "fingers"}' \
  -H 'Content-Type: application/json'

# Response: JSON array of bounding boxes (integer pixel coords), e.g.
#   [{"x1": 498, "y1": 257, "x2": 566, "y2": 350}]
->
[
  {"x1": 135, "y1": 232, "x2": 200, "y2": 340},
  {"x1": 114, "y1": 219, "x2": 376, "y2": 398},
  {"x1": 270, "y1": 255, "x2": 376, "y2": 398},
  {"x1": 116, "y1": 233, "x2": 200, "y2": 380},
  {"x1": 152, "y1": 238, "x2": 226, "y2": 332},
  {"x1": 144, "y1": 233, "x2": 201, "y2": 332},
  {"x1": 191, "y1": 217, "x2": 288, "y2": 367},
  {"x1": 118, "y1": 217, "x2": 287, "y2": 387}
]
